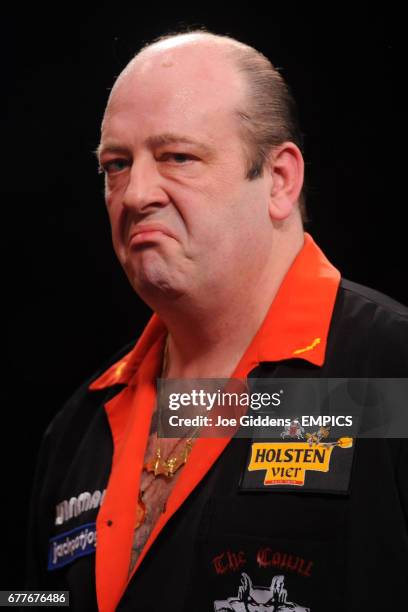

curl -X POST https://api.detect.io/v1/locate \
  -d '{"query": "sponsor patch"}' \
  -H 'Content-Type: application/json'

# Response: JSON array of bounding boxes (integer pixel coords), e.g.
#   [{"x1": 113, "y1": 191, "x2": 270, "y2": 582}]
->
[
  {"x1": 55, "y1": 489, "x2": 105, "y2": 526},
  {"x1": 240, "y1": 438, "x2": 354, "y2": 494},
  {"x1": 48, "y1": 522, "x2": 97, "y2": 570}
]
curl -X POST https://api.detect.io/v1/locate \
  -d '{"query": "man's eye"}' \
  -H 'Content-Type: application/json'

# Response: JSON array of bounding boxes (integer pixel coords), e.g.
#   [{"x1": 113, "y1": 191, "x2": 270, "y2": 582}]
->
[
  {"x1": 159, "y1": 152, "x2": 195, "y2": 164},
  {"x1": 98, "y1": 159, "x2": 129, "y2": 174}
]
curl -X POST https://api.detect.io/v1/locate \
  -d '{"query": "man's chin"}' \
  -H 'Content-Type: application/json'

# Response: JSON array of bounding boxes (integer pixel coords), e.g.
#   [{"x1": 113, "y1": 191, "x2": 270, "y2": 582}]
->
[{"x1": 129, "y1": 267, "x2": 187, "y2": 302}]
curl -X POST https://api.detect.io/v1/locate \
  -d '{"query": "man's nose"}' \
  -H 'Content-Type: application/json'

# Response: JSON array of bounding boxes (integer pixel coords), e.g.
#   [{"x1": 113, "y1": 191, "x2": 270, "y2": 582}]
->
[{"x1": 122, "y1": 159, "x2": 170, "y2": 213}]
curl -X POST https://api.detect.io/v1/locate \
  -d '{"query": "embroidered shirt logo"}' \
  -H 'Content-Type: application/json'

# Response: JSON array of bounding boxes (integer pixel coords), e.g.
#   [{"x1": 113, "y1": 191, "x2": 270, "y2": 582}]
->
[
  {"x1": 280, "y1": 418, "x2": 305, "y2": 440},
  {"x1": 292, "y1": 337, "x2": 321, "y2": 355},
  {"x1": 48, "y1": 522, "x2": 97, "y2": 570},
  {"x1": 248, "y1": 439, "x2": 353, "y2": 486},
  {"x1": 55, "y1": 489, "x2": 106, "y2": 526},
  {"x1": 214, "y1": 572, "x2": 310, "y2": 611}
]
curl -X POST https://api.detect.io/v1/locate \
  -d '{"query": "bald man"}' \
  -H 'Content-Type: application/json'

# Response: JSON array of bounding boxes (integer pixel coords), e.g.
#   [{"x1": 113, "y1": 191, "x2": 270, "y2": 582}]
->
[{"x1": 26, "y1": 31, "x2": 408, "y2": 612}]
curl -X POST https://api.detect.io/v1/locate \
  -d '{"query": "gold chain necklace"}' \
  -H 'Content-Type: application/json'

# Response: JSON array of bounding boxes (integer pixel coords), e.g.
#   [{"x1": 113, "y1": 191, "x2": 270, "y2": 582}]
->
[
  {"x1": 144, "y1": 334, "x2": 196, "y2": 478},
  {"x1": 134, "y1": 335, "x2": 199, "y2": 530},
  {"x1": 144, "y1": 438, "x2": 194, "y2": 478}
]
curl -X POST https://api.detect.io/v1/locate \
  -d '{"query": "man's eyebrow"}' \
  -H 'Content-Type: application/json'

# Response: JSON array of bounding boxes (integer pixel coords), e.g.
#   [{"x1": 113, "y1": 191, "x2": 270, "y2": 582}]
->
[
  {"x1": 95, "y1": 133, "x2": 212, "y2": 160},
  {"x1": 145, "y1": 134, "x2": 212, "y2": 153},
  {"x1": 94, "y1": 142, "x2": 129, "y2": 161}
]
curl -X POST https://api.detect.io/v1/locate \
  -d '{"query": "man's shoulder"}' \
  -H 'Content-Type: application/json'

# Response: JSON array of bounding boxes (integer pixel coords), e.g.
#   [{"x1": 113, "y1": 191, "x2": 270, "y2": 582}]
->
[
  {"x1": 335, "y1": 278, "x2": 408, "y2": 334},
  {"x1": 326, "y1": 278, "x2": 408, "y2": 375},
  {"x1": 44, "y1": 340, "x2": 135, "y2": 446},
  {"x1": 339, "y1": 278, "x2": 408, "y2": 318}
]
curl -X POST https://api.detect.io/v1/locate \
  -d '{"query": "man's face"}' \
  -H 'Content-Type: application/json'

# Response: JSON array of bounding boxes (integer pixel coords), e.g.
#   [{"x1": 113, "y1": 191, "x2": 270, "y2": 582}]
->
[{"x1": 98, "y1": 44, "x2": 274, "y2": 304}]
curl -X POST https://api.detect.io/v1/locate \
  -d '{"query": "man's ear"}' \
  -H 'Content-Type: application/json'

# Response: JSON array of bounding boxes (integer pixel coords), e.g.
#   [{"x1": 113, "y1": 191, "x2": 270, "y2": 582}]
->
[{"x1": 267, "y1": 142, "x2": 304, "y2": 221}]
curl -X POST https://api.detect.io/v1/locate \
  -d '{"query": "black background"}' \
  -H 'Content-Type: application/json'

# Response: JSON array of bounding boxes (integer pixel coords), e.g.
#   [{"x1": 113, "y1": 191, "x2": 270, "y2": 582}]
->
[{"x1": 2, "y1": 3, "x2": 404, "y2": 587}]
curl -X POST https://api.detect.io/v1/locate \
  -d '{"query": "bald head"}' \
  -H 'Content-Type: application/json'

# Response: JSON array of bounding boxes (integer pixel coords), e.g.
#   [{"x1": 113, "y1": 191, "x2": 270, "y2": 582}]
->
[
  {"x1": 104, "y1": 33, "x2": 247, "y2": 143},
  {"x1": 101, "y1": 29, "x2": 306, "y2": 216},
  {"x1": 112, "y1": 31, "x2": 247, "y2": 89}
]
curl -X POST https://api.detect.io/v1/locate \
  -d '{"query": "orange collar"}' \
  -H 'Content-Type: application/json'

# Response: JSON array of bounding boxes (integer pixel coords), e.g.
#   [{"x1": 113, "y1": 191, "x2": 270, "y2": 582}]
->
[{"x1": 89, "y1": 232, "x2": 340, "y2": 392}]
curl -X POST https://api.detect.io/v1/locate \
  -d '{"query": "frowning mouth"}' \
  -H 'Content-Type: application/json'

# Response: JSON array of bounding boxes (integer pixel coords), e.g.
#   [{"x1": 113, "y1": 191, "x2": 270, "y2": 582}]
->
[{"x1": 128, "y1": 224, "x2": 176, "y2": 247}]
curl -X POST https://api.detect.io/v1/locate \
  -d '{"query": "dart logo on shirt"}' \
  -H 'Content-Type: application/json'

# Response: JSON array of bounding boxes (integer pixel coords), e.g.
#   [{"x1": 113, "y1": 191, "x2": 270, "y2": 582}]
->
[{"x1": 248, "y1": 438, "x2": 353, "y2": 486}]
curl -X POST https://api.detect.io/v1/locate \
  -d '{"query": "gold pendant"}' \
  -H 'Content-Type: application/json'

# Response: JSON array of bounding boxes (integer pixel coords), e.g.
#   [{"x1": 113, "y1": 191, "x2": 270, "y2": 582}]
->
[{"x1": 144, "y1": 439, "x2": 194, "y2": 478}]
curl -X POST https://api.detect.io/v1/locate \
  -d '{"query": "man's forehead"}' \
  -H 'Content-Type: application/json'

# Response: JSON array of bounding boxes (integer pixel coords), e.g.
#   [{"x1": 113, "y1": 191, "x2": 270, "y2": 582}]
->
[
  {"x1": 105, "y1": 41, "x2": 244, "y2": 117},
  {"x1": 99, "y1": 39, "x2": 248, "y2": 159}
]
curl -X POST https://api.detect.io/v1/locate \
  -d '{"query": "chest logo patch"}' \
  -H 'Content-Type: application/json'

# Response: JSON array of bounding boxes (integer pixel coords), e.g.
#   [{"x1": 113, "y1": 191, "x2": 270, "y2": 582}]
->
[
  {"x1": 247, "y1": 438, "x2": 353, "y2": 487},
  {"x1": 214, "y1": 572, "x2": 310, "y2": 611},
  {"x1": 55, "y1": 489, "x2": 106, "y2": 526},
  {"x1": 48, "y1": 522, "x2": 97, "y2": 570}
]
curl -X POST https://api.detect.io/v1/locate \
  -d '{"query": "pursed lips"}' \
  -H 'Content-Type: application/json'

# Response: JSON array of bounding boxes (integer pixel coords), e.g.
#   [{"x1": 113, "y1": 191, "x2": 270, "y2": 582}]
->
[{"x1": 128, "y1": 224, "x2": 176, "y2": 247}]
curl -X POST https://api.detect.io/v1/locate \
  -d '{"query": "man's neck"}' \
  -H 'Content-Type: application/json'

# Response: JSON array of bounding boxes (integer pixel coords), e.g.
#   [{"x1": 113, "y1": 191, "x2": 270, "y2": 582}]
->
[{"x1": 154, "y1": 230, "x2": 304, "y2": 378}]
